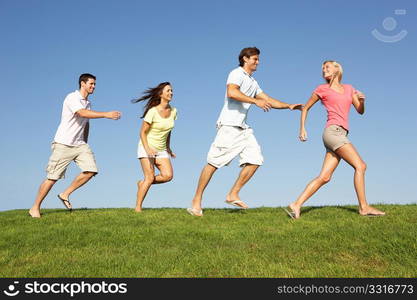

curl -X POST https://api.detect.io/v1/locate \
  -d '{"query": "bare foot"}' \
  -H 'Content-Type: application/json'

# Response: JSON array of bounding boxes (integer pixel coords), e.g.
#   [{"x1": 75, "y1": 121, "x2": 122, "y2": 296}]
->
[
  {"x1": 134, "y1": 208, "x2": 142, "y2": 213},
  {"x1": 29, "y1": 208, "x2": 41, "y2": 218},
  {"x1": 359, "y1": 206, "x2": 385, "y2": 216}
]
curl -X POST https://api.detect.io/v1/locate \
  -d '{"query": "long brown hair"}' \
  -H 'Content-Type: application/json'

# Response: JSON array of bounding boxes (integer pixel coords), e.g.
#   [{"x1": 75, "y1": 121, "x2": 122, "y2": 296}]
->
[{"x1": 132, "y1": 82, "x2": 171, "y2": 118}]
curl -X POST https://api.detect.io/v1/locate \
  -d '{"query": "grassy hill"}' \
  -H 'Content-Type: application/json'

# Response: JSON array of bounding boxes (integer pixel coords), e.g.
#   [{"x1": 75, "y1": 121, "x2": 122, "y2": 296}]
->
[{"x1": 0, "y1": 205, "x2": 416, "y2": 277}]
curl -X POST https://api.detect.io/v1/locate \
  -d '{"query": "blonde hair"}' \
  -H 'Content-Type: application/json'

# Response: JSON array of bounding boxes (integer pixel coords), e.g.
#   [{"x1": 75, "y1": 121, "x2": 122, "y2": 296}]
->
[{"x1": 322, "y1": 60, "x2": 343, "y2": 84}]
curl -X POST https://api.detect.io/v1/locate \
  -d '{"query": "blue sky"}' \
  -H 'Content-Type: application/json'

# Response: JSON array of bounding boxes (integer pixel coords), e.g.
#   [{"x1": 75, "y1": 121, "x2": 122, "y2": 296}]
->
[{"x1": 1, "y1": 0, "x2": 416, "y2": 212}]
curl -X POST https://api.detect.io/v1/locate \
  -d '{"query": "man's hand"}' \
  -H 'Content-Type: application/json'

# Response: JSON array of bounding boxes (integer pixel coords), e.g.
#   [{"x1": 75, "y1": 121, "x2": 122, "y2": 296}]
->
[
  {"x1": 289, "y1": 103, "x2": 303, "y2": 111},
  {"x1": 106, "y1": 111, "x2": 121, "y2": 120},
  {"x1": 255, "y1": 98, "x2": 272, "y2": 112}
]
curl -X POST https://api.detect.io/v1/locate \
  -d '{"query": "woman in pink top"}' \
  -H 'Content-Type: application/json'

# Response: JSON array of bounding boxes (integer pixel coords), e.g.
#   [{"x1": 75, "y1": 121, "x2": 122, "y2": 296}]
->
[{"x1": 285, "y1": 61, "x2": 385, "y2": 219}]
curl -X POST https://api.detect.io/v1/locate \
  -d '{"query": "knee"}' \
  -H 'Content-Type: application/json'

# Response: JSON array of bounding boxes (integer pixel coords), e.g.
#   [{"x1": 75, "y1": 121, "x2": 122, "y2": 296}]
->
[
  {"x1": 162, "y1": 173, "x2": 173, "y2": 182},
  {"x1": 317, "y1": 175, "x2": 331, "y2": 185},
  {"x1": 356, "y1": 161, "x2": 367, "y2": 173},
  {"x1": 144, "y1": 175, "x2": 154, "y2": 184}
]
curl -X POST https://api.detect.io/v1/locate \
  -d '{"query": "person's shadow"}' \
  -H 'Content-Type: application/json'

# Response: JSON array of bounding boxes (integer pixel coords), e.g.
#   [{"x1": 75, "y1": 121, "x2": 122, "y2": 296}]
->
[
  {"x1": 38, "y1": 207, "x2": 91, "y2": 216},
  {"x1": 334, "y1": 206, "x2": 357, "y2": 214}
]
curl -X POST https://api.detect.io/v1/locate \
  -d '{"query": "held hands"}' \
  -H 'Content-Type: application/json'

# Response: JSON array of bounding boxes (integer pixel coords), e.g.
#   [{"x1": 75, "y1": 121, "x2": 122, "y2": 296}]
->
[
  {"x1": 289, "y1": 103, "x2": 303, "y2": 111},
  {"x1": 106, "y1": 111, "x2": 122, "y2": 120},
  {"x1": 299, "y1": 128, "x2": 308, "y2": 142}
]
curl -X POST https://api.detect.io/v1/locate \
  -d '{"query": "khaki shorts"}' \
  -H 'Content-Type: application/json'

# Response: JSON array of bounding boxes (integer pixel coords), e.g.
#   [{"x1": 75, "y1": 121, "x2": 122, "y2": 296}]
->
[
  {"x1": 207, "y1": 125, "x2": 263, "y2": 168},
  {"x1": 322, "y1": 125, "x2": 351, "y2": 152},
  {"x1": 46, "y1": 142, "x2": 98, "y2": 180}
]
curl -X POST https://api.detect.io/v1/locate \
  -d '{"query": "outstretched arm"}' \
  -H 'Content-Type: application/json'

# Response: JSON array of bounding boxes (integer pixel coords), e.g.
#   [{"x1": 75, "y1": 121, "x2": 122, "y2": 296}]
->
[
  {"x1": 227, "y1": 84, "x2": 272, "y2": 111},
  {"x1": 255, "y1": 92, "x2": 303, "y2": 110},
  {"x1": 299, "y1": 93, "x2": 320, "y2": 142},
  {"x1": 76, "y1": 109, "x2": 121, "y2": 120}
]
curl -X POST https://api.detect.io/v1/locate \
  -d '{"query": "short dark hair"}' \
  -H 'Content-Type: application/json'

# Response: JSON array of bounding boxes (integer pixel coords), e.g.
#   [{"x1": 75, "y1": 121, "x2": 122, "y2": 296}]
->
[
  {"x1": 238, "y1": 47, "x2": 260, "y2": 67},
  {"x1": 79, "y1": 73, "x2": 96, "y2": 88}
]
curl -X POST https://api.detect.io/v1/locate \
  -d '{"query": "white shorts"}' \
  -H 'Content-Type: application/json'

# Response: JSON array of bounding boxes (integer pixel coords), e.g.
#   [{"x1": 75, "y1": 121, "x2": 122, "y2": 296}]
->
[
  {"x1": 137, "y1": 143, "x2": 170, "y2": 159},
  {"x1": 207, "y1": 125, "x2": 263, "y2": 168}
]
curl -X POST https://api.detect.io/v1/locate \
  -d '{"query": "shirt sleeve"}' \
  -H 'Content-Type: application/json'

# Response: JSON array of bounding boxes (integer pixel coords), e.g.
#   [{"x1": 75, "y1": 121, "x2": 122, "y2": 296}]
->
[
  {"x1": 350, "y1": 85, "x2": 357, "y2": 97},
  {"x1": 173, "y1": 108, "x2": 178, "y2": 120},
  {"x1": 143, "y1": 107, "x2": 155, "y2": 124},
  {"x1": 66, "y1": 95, "x2": 85, "y2": 114},
  {"x1": 226, "y1": 69, "x2": 243, "y2": 87},
  {"x1": 255, "y1": 81, "x2": 263, "y2": 96},
  {"x1": 313, "y1": 85, "x2": 325, "y2": 99}
]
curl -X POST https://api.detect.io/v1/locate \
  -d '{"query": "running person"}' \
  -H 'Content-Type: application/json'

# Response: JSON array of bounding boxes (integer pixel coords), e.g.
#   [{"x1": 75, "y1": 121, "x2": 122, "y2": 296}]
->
[
  {"x1": 29, "y1": 73, "x2": 121, "y2": 218},
  {"x1": 133, "y1": 82, "x2": 177, "y2": 212},
  {"x1": 187, "y1": 47, "x2": 302, "y2": 216},
  {"x1": 285, "y1": 61, "x2": 385, "y2": 219}
]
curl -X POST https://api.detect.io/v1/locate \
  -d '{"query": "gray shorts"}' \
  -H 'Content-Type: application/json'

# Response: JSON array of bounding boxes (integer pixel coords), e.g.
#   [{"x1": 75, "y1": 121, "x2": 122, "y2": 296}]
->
[
  {"x1": 322, "y1": 125, "x2": 351, "y2": 152},
  {"x1": 46, "y1": 142, "x2": 98, "y2": 180}
]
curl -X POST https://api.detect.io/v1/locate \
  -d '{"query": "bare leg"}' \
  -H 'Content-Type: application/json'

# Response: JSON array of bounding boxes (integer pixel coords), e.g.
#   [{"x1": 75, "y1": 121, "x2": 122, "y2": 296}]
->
[
  {"x1": 58, "y1": 172, "x2": 96, "y2": 208},
  {"x1": 190, "y1": 164, "x2": 218, "y2": 214},
  {"x1": 153, "y1": 158, "x2": 173, "y2": 184},
  {"x1": 289, "y1": 151, "x2": 341, "y2": 218},
  {"x1": 29, "y1": 179, "x2": 57, "y2": 218},
  {"x1": 135, "y1": 158, "x2": 155, "y2": 212},
  {"x1": 335, "y1": 144, "x2": 385, "y2": 216},
  {"x1": 225, "y1": 163, "x2": 259, "y2": 208}
]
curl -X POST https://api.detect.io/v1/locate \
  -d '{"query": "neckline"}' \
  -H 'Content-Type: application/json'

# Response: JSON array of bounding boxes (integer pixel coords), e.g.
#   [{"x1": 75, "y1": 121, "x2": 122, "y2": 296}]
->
[
  {"x1": 155, "y1": 107, "x2": 173, "y2": 119},
  {"x1": 76, "y1": 90, "x2": 89, "y2": 101},
  {"x1": 240, "y1": 66, "x2": 253, "y2": 77},
  {"x1": 328, "y1": 84, "x2": 345, "y2": 95}
]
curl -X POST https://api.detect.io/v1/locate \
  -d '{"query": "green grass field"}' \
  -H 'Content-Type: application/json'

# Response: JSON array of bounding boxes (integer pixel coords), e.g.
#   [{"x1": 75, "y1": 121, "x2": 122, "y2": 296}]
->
[{"x1": 0, "y1": 205, "x2": 416, "y2": 278}]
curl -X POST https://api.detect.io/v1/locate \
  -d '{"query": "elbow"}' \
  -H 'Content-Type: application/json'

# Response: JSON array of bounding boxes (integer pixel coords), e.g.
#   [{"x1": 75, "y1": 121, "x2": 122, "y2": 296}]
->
[{"x1": 227, "y1": 87, "x2": 238, "y2": 99}]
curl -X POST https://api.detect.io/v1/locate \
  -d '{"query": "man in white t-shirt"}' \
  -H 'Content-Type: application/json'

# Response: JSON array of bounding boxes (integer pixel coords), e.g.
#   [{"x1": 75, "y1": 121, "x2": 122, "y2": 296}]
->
[
  {"x1": 187, "y1": 47, "x2": 302, "y2": 216},
  {"x1": 29, "y1": 73, "x2": 121, "y2": 218}
]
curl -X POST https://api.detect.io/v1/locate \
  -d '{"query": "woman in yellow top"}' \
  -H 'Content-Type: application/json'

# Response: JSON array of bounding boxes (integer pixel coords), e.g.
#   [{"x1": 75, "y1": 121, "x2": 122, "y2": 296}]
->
[{"x1": 132, "y1": 82, "x2": 177, "y2": 212}]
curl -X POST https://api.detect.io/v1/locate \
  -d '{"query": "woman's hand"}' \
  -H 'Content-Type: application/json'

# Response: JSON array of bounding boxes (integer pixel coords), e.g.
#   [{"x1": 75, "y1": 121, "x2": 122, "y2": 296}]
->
[
  {"x1": 299, "y1": 128, "x2": 308, "y2": 142},
  {"x1": 145, "y1": 147, "x2": 158, "y2": 157},
  {"x1": 356, "y1": 90, "x2": 366, "y2": 102},
  {"x1": 167, "y1": 148, "x2": 176, "y2": 158}
]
